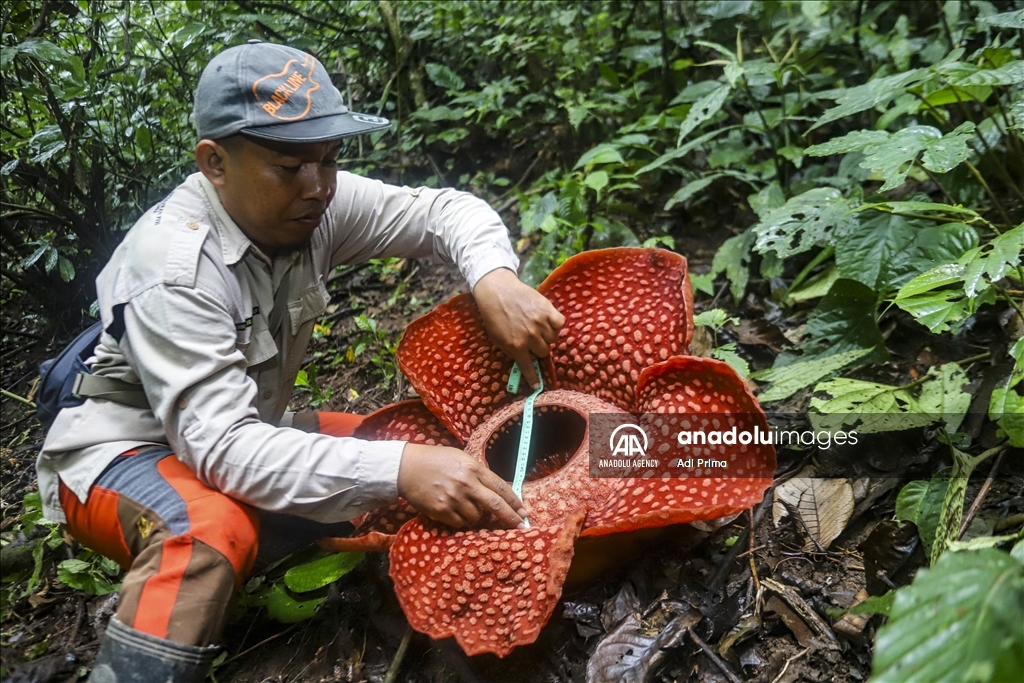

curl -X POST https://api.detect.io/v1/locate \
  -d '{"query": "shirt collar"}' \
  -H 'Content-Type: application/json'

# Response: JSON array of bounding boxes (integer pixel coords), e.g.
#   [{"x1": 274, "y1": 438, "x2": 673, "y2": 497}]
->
[{"x1": 193, "y1": 173, "x2": 265, "y2": 266}]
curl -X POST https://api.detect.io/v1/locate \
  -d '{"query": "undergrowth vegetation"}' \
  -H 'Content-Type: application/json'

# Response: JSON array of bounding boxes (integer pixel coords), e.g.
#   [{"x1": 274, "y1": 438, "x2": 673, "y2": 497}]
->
[{"x1": 2, "y1": 1, "x2": 1022, "y2": 681}]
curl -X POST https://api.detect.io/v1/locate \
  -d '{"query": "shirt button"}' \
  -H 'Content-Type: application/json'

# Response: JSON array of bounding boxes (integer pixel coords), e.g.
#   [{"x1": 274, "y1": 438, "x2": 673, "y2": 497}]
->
[
  {"x1": 262, "y1": 390, "x2": 273, "y2": 400},
  {"x1": 186, "y1": 220, "x2": 199, "y2": 230},
  {"x1": 178, "y1": 398, "x2": 188, "y2": 409}
]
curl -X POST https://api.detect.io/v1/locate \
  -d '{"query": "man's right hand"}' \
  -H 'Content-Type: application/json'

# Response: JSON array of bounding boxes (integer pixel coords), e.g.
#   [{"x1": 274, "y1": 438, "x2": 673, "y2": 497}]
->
[{"x1": 397, "y1": 443, "x2": 529, "y2": 530}]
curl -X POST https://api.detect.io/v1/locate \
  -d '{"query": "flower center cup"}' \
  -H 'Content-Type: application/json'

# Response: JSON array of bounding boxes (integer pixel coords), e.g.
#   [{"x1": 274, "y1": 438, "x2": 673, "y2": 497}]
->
[{"x1": 484, "y1": 405, "x2": 587, "y2": 482}]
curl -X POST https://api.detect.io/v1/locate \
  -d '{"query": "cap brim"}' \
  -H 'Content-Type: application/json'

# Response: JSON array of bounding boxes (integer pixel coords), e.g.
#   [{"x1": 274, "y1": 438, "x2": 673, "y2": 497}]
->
[{"x1": 241, "y1": 111, "x2": 391, "y2": 143}]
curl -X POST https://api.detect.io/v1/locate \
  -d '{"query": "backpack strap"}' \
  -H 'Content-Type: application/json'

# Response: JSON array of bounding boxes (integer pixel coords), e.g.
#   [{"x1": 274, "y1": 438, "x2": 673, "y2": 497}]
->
[{"x1": 72, "y1": 373, "x2": 150, "y2": 409}]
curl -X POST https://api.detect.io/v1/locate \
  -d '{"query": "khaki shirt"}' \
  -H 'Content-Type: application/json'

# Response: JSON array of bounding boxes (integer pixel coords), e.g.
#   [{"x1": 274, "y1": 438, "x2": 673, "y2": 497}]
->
[{"x1": 37, "y1": 171, "x2": 518, "y2": 523}]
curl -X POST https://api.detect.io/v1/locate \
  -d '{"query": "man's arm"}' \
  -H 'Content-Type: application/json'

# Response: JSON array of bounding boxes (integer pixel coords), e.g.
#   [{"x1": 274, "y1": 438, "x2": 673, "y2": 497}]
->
[{"x1": 472, "y1": 267, "x2": 565, "y2": 389}]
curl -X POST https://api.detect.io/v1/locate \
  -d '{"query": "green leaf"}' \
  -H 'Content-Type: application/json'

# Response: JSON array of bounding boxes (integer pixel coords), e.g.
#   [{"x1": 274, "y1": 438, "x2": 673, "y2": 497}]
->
[
  {"x1": 677, "y1": 84, "x2": 730, "y2": 145},
  {"x1": 246, "y1": 583, "x2": 326, "y2": 623},
  {"x1": 801, "y1": 279, "x2": 888, "y2": 363},
  {"x1": 711, "y1": 343, "x2": 750, "y2": 378},
  {"x1": 844, "y1": 591, "x2": 895, "y2": 617},
  {"x1": 895, "y1": 474, "x2": 951, "y2": 556},
  {"x1": 788, "y1": 265, "x2": 839, "y2": 302},
  {"x1": 411, "y1": 106, "x2": 466, "y2": 122},
  {"x1": 805, "y1": 130, "x2": 890, "y2": 157},
  {"x1": 424, "y1": 63, "x2": 465, "y2": 92},
  {"x1": 664, "y1": 175, "x2": 717, "y2": 210},
  {"x1": 990, "y1": 384, "x2": 1024, "y2": 448},
  {"x1": 57, "y1": 256, "x2": 75, "y2": 283},
  {"x1": 294, "y1": 370, "x2": 309, "y2": 388},
  {"x1": 835, "y1": 214, "x2": 978, "y2": 293},
  {"x1": 979, "y1": 10, "x2": 1024, "y2": 29},
  {"x1": 710, "y1": 230, "x2": 755, "y2": 303},
  {"x1": 283, "y1": 552, "x2": 364, "y2": 593},
  {"x1": 693, "y1": 309, "x2": 737, "y2": 331},
  {"x1": 894, "y1": 289, "x2": 977, "y2": 333},
  {"x1": 747, "y1": 182, "x2": 785, "y2": 220},
  {"x1": 574, "y1": 144, "x2": 624, "y2": 170},
  {"x1": 754, "y1": 348, "x2": 875, "y2": 403},
  {"x1": 809, "y1": 379, "x2": 934, "y2": 433},
  {"x1": 582, "y1": 170, "x2": 609, "y2": 193},
  {"x1": 5, "y1": 38, "x2": 71, "y2": 67},
  {"x1": 635, "y1": 127, "x2": 734, "y2": 176},
  {"x1": 812, "y1": 69, "x2": 931, "y2": 130},
  {"x1": 917, "y1": 363, "x2": 971, "y2": 434},
  {"x1": 920, "y1": 122, "x2": 976, "y2": 174},
  {"x1": 870, "y1": 549, "x2": 1024, "y2": 683},
  {"x1": 752, "y1": 188, "x2": 857, "y2": 258}
]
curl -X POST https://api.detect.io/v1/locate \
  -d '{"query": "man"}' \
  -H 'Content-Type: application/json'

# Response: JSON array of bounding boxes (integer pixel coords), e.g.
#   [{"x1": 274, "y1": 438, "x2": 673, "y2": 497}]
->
[{"x1": 36, "y1": 41, "x2": 564, "y2": 682}]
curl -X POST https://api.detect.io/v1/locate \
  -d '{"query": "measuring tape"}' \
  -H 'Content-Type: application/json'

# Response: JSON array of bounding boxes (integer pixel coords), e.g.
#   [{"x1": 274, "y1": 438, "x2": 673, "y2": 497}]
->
[{"x1": 506, "y1": 359, "x2": 543, "y2": 527}]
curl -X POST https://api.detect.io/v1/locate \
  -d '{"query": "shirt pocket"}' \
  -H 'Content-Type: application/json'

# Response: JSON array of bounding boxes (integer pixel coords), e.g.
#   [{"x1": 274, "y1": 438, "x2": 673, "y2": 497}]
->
[
  {"x1": 242, "y1": 312, "x2": 278, "y2": 366},
  {"x1": 288, "y1": 278, "x2": 330, "y2": 337}
]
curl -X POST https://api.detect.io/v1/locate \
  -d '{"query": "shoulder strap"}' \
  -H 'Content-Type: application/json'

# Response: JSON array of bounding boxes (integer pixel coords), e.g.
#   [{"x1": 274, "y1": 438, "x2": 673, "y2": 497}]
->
[{"x1": 72, "y1": 373, "x2": 150, "y2": 409}]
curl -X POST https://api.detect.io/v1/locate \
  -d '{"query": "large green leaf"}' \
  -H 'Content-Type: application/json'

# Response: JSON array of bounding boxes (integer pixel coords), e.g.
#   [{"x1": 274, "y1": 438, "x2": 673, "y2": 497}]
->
[
  {"x1": 870, "y1": 549, "x2": 1024, "y2": 683},
  {"x1": 752, "y1": 188, "x2": 857, "y2": 258},
  {"x1": 801, "y1": 279, "x2": 888, "y2": 363},
  {"x1": 575, "y1": 144, "x2": 625, "y2": 170},
  {"x1": 979, "y1": 10, "x2": 1024, "y2": 29},
  {"x1": 753, "y1": 348, "x2": 875, "y2": 403},
  {"x1": 635, "y1": 126, "x2": 735, "y2": 176},
  {"x1": 424, "y1": 62, "x2": 465, "y2": 92},
  {"x1": 806, "y1": 124, "x2": 976, "y2": 190},
  {"x1": 917, "y1": 362, "x2": 971, "y2": 434},
  {"x1": 809, "y1": 379, "x2": 934, "y2": 433},
  {"x1": 677, "y1": 84, "x2": 731, "y2": 145},
  {"x1": 894, "y1": 224, "x2": 1022, "y2": 331},
  {"x1": 810, "y1": 362, "x2": 968, "y2": 434},
  {"x1": 709, "y1": 229, "x2": 756, "y2": 303},
  {"x1": 283, "y1": 552, "x2": 364, "y2": 593},
  {"x1": 811, "y1": 68, "x2": 932, "y2": 130},
  {"x1": 894, "y1": 473, "x2": 951, "y2": 557},
  {"x1": 952, "y1": 60, "x2": 1024, "y2": 86},
  {"x1": 836, "y1": 215, "x2": 979, "y2": 294}
]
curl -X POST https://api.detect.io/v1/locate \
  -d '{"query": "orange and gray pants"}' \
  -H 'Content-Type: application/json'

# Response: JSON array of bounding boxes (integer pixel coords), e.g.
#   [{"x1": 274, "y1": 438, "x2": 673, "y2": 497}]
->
[{"x1": 58, "y1": 412, "x2": 364, "y2": 646}]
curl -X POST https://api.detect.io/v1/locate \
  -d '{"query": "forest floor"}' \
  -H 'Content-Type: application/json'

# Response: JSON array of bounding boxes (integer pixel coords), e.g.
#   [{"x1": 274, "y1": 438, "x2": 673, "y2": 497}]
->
[{"x1": 1, "y1": 222, "x2": 1021, "y2": 683}]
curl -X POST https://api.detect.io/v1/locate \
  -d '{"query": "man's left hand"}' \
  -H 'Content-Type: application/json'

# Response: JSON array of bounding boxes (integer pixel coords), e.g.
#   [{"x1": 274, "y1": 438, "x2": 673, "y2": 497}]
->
[{"x1": 473, "y1": 268, "x2": 565, "y2": 388}]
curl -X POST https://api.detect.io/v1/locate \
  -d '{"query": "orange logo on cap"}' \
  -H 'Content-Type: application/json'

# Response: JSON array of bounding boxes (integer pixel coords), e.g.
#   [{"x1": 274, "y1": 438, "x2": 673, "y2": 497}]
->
[{"x1": 251, "y1": 53, "x2": 321, "y2": 121}]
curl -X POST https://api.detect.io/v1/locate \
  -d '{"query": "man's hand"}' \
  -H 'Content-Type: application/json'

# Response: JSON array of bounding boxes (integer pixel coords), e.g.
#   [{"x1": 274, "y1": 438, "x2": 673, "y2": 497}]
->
[
  {"x1": 398, "y1": 443, "x2": 529, "y2": 529},
  {"x1": 473, "y1": 267, "x2": 565, "y2": 388}
]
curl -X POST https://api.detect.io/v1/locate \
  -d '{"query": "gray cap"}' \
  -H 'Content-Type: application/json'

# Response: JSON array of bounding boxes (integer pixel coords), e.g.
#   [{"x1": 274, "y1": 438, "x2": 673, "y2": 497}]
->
[{"x1": 194, "y1": 41, "x2": 390, "y2": 142}]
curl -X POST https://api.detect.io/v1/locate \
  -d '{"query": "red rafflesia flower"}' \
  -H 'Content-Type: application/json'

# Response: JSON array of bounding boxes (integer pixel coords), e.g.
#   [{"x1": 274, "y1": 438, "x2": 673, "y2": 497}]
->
[{"x1": 322, "y1": 248, "x2": 775, "y2": 657}]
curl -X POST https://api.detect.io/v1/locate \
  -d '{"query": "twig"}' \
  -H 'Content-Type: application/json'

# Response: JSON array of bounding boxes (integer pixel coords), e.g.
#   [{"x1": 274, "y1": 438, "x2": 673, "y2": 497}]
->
[
  {"x1": 424, "y1": 153, "x2": 449, "y2": 188},
  {"x1": 0, "y1": 340, "x2": 37, "y2": 364},
  {"x1": 493, "y1": 152, "x2": 544, "y2": 206},
  {"x1": 1, "y1": 388, "x2": 34, "y2": 406},
  {"x1": 747, "y1": 508, "x2": 762, "y2": 594},
  {"x1": 762, "y1": 578, "x2": 841, "y2": 650},
  {"x1": 710, "y1": 490, "x2": 773, "y2": 591},
  {"x1": 958, "y1": 449, "x2": 1006, "y2": 540},
  {"x1": 687, "y1": 629, "x2": 742, "y2": 683},
  {"x1": 964, "y1": 160, "x2": 1012, "y2": 228},
  {"x1": 771, "y1": 647, "x2": 809, "y2": 683},
  {"x1": 0, "y1": 328, "x2": 42, "y2": 340},
  {"x1": 222, "y1": 623, "x2": 301, "y2": 665},
  {"x1": 382, "y1": 624, "x2": 413, "y2": 683},
  {"x1": 994, "y1": 512, "x2": 1024, "y2": 533}
]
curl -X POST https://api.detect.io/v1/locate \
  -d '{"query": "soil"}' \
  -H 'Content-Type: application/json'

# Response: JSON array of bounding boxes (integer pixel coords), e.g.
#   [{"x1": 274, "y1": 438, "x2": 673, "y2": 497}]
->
[{"x1": 2, "y1": 223, "x2": 1021, "y2": 683}]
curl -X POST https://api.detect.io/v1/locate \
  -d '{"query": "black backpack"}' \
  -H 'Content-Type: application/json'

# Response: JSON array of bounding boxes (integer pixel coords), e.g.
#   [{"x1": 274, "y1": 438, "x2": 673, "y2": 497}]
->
[{"x1": 36, "y1": 320, "x2": 148, "y2": 429}]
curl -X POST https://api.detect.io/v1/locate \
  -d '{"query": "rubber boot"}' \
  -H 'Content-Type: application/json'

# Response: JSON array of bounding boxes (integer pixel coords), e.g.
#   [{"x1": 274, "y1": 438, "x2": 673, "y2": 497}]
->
[{"x1": 88, "y1": 617, "x2": 219, "y2": 683}]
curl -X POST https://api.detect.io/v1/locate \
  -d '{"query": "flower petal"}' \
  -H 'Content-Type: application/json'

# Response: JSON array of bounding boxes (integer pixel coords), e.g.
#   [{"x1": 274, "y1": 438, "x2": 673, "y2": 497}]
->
[
  {"x1": 582, "y1": 357, "x2": 775, "y2": 535},
  {"x1": 396, "y1": 294, "x2": 519, "y2": 441},
  {"x1": 321, "y1": 401, "x2": 459, "y2": 552},
  {"x1": 389, "y1": 509, "x2": 586, "y2": 657},
  {"x1": 538, "y1": 248, "x2": 693, "y2": 411},
  {"x1": 353, "y1": 399, "x2": 462, "y2": 447}
]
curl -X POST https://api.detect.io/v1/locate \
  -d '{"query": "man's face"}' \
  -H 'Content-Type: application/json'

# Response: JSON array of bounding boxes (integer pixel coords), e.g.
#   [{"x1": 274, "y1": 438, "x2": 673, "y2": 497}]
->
[{"x1": 213, "y1": 136, "x2": 343, "y2": 258}]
